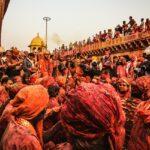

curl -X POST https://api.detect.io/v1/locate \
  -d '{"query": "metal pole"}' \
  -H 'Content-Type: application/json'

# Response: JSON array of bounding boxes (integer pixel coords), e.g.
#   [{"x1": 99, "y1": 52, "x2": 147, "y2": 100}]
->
[{"x1": 43, "y1": 17, "x2": 51, "y2": 50}]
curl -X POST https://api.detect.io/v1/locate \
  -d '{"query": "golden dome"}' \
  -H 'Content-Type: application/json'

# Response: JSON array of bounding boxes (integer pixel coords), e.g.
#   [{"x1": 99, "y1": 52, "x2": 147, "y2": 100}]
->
[{"x1": 29, "y1": 33, "x2": 45, "y2": 47}]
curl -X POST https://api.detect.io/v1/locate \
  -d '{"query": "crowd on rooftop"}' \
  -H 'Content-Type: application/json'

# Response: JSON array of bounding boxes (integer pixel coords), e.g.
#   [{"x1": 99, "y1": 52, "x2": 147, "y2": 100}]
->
[{"x1": 58, "y1": 16, "x2": 150, "y2": 52}]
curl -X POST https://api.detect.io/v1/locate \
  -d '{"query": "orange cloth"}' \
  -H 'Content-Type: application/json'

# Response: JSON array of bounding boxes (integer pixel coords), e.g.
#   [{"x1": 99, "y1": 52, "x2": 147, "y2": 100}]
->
[
  {"x1": 29, "y1": 72, "x2": 41, "y2": 84},
  {"x1": 128, "y1": 100, "x2": 150, "y2": 150},
  {"x1": 0, "y1": 86, "x2": 9, "y2": 106},
  {"x1": 136, "y1": 76, "x2": 150, "y2": 92},
  {"x1": 117, "y1": 77, "x2": 132, "y2": 99},
  {"x1": 35, "y1": 76, "x2": 56, "y2": 88},
  {"x1": 10, "y1": 85, "x2": 49, "y2": 120},
  {"x1": 39, "y1": 58, "x2": 53, "y2": 76},
  {"x1": 12, "y1": 48, "x2": 19, "y2": 55},
  {"x1": 61, "y1": 82, "x2": 125, "y2": 150},
  {"x1": 56, "y1": 76, "x2": 66, "y2": 88},
  {"x1": 0, "y1": 85, "x2": 49, "y2": 148},
  {"x1": 8, "y1": 83, "x2": 26, "y2": 99},
  {"x1": 117, "y1": 77, "x2": 132, "y2": 86}
]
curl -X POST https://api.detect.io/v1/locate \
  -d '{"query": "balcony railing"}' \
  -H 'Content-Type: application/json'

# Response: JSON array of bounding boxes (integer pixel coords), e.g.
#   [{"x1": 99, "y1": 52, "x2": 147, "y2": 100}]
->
[{"x1": 59, "y1": 31, "x2": 150, "y2": 57}]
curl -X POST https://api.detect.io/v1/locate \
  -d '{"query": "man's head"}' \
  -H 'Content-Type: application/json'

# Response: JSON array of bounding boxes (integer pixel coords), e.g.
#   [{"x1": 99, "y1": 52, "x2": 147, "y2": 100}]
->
[
  {"x1": 13, "y1": 76, "x2": 23, "y2": 84},
  {"x1": 130, "y1": 55, "x2": 136, "y2": 62},
  {"x1": 44, "y1": 51, "x2": 50, "y2": 59},
  {"x1": 91, "y1": 60, "x2": 97, "y2": 67},
  {"x1": 129, "y1": 16, "x2": 133, "y2": 20},
  {"x1": 104, "y1": 49, "x2": 110, "y2": 55},
  {"x1": 10, "y1": 85, "x2": 49, "y2": 145},
  {"x1": 6, "y1": 50, "x2": 12, "y2": 57},
  {"x1": 136, "y1": 76, "x2": 150, "y2": 100},
  {"x1": 76, "y1": 52, "x2": 81, "y2": 58},
  {"x1": 117, "y1": 78, "x2": 130, "y2": 94},
  {"x1": 28, "y1": 53, "x2": 35, "y2": 61},
  {"x1": 12, "y1": 48, "x2": 19, "y2": 58},
  {"x1": 48, "y1": 84, "x2": 60, "y2": 98},
  {"x1": 1, "y1": 76, "x2": 13, "y2": 89},
  {"x1": 24, "y1": 51, "x2": 29, "y2": 57},
  {"x1": 58, "y1": 63, "x2": 66, "y2": 73},
  {"x1": 123, "y1": 21, "x2": 126, "y2": 24},
  {"x1": 61, "y1": 83, "x2": 125, "y2": 150},
  {"x1": 113, "y1": 56, "x2": 118, "y2": 63},
  {"x1": 120, "y1": 57, "x2": 127, "y2": 65},
  {"x1": 141, "y1": 18, "x2": 144, "y2": 22}
]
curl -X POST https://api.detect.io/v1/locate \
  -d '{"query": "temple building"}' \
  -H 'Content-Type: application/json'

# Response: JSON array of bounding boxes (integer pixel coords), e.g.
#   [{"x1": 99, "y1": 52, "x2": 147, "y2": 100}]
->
[{"x1": 28, "y1": 33, "x2": 46, "y2": 53}]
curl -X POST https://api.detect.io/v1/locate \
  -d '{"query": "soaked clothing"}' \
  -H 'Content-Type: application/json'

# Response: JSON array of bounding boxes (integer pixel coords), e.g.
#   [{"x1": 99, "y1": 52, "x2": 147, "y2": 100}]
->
[
  {"x1": 0, "y1": 85, "x2": 49, "y2": 149},
  {"x1": 39, "y1": 59, "x2": 53, "y2": 76},
  {"x1": 5, "y1": 58, "x2": 22, "y2": 78},
  {"x1": 0, "y1": 119, "x2": 42, "y2": 150},
  {"x1": 128, "y1": 100, "x2": 150, "y2": 150},
  {"x1": 0, "y1": 86, "x2": 9, "y2": 107},
  {"x1": 61, "y1": 82, "x2": 125, "y2": 150},
  {"x1": 121, "y1": 97, "x2": 141, "y2": 149},
  {"x1": 54, "y1": 143, "x2": 72, "y2": 150}
]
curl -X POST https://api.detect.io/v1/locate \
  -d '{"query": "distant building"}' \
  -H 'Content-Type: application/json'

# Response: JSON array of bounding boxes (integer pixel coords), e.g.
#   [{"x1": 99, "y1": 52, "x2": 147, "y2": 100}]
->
[{"x1": 28, "y1": 33, "x2": 46, "y2": 53}]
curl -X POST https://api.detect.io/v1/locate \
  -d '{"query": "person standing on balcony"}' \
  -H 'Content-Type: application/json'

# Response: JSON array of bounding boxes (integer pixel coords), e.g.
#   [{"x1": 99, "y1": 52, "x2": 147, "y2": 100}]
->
[
  {"x1": 122, "y1": 21, "x2": 128, "y2": 36},
  {"x1": 98, "y1": 31, "x2": 102, "y2": 41},
  {"x1": 139, "y1": 18, "x2": 145, "y2": 32},
  {"x1": 145, "y1": 18, "x2": 150, "y2": 31},
  {"x1": 87, "y1": 37, "x2": 92, "y2": 45},
  {"x1": 128, "y1": 16, "x2": 136, "y2": 34},
  {"x1": 107, "y1": 29, "x2": 113, "y2": 41},
  {"x1": 101, "y1": 30, "x2": 107, "y2": 42}
]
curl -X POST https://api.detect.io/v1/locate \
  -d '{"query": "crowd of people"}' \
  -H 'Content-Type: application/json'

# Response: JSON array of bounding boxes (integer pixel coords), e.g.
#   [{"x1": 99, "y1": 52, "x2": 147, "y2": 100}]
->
[
  {"x1": 59, "y1": 16, "x2": 150, "y2": 52},
  {"x1": 0, "y1": 44, "x2": 149, "y2": 150}
]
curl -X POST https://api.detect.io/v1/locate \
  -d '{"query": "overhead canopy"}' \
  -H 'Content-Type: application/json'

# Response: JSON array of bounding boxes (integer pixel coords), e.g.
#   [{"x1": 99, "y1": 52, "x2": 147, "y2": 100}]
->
[
  {"x1": 0, "y1": 0, "x2": 10, "y2": 46},
  {"x1": 3, "y1": 0, "x2": 10, "y2": 17},
  {"x1": 0, "y1": 0, "x2": 10, "y2": 19}
]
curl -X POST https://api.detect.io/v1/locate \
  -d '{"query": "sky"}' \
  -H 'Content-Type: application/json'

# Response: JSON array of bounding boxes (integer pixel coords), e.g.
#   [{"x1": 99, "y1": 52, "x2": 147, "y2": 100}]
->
[{"x1": 1, "y1": 0, "x2": 150, "y2": 51}]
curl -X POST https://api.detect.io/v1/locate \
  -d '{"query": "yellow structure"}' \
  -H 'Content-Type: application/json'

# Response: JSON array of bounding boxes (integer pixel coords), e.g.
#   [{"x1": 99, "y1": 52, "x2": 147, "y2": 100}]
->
[{"x1": 29, "y1": 33, "x2": 46, "y2": 53}]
